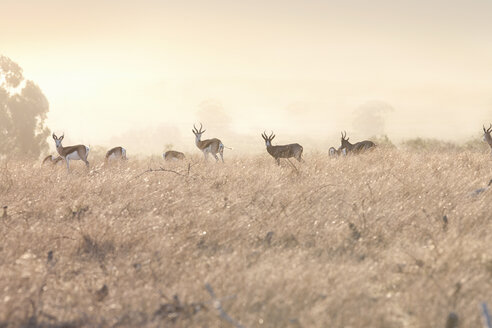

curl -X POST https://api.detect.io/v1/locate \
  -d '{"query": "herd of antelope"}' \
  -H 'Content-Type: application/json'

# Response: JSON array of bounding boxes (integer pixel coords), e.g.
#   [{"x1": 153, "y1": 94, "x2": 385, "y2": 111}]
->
[{"x1": 44, "y1": 124, "x2": 492, "y2": 171}]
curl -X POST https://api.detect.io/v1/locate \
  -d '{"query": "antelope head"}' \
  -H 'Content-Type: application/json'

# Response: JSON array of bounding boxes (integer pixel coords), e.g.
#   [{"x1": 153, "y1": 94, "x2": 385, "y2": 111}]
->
[
  {"x1": 192, "y1": 123, "x2": 206, "y2": 142},
  {"x1": 261, "y1": 131, "x2": 275, "y2": 147},
  {"x1": 483, "y1": 124, "x2": 492, "y2": 144},
  {"x1": 52, "y1": 133, "x2": 64, "y2": 148},
  {"x1": 340, "y1": 131, "x2": 351, "y2": 150}
]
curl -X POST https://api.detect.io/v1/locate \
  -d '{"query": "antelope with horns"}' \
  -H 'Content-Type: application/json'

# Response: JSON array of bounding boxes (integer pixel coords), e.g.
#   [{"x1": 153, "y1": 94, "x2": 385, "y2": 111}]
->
[
  {"x1": 42, "y1": 155, "x2": 63, "y2": 166},
  {"x1": 483, "y1": 124, "x2": 492, "y2": 154},
  {"x1": 105, "y1": 146, "x2": 127, "y2": 163},
  {"x1": 52, "y1": 133, "x2": 90, "y2": 171},
  {"x1": 163, "y1": 150, "x2": 185, "y2": 161},
  {"x1": 340, "y1": 131, "x2": 376, "y2": 154},
  {"x1": 192, "y1": 123, "x2": 229, "y2": 162},
  {"x1": 261, "y1": 131, "x2": 303, "y2": 165}
]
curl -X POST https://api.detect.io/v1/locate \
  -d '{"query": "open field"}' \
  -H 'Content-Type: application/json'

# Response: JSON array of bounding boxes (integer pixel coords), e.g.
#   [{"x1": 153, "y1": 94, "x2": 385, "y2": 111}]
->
[{"x1": 1, "y1": 148, "x2": 492, "y2": 327}]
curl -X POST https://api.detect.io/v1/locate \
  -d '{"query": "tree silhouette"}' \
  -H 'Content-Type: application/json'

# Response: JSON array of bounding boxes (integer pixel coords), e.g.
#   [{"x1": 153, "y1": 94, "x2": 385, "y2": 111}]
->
[
  {"x1": 352, "y1": 101, "x2": 394, "y2": 137},
  {"x1": 0, "y1": 55, "x2": 50, "y2": 158},
  {"x1": 196, "y1": 99, "x2": 232, "y2": 132}
]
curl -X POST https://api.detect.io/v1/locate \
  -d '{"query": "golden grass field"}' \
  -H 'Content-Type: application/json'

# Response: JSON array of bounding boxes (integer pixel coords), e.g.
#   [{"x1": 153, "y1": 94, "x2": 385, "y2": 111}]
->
[{"x1": 1, "y1": 146, "x2": 492, "y2": 327}]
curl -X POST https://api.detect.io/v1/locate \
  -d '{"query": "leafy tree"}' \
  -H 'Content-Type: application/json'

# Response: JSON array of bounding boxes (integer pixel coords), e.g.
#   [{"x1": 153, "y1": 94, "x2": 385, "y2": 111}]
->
[
  {"x1": 0, "y1": 55, "x2": 50, "y2": 158},
  {"x1": 196, "y1": 99, "x2": 232, "y2": 131},
  {"x1": 352, "y1": 101, "x2": 394, "y2": 137}
]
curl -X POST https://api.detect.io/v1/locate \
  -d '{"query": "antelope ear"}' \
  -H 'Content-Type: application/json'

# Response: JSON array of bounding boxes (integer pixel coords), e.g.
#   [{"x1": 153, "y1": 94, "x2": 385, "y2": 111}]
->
[
  {"x1": 60, "y1": 135, "x2": 64, "y2": 141},
  {"x1": 52, "y1": 133, "x2": 57, "y2": 140}
]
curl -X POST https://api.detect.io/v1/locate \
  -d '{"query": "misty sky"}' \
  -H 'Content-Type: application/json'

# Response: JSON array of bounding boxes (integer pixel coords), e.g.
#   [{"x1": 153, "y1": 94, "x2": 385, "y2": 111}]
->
[{"x1": 2, "y1": 0, "x2": 492, "y2": 152}]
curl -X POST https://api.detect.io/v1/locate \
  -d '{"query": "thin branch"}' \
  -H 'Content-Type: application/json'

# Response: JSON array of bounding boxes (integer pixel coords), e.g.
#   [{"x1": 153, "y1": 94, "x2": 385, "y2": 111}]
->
[
  {"x1": 130, "y1": 167, "x2": 186, "y2": 181},
  {"x1": 205, "y1": 284, "x2": 245, "y2": 328},
  {"x1": 187, "y1": 162, "x2": 198, "y2": 176}
]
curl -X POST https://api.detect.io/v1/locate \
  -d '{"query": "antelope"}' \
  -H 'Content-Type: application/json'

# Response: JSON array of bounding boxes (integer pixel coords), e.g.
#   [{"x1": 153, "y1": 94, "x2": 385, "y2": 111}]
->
[
  {"x1": 483, "y1": 124, "x2": 492, "y2": 154},
  {"x1": 261, "y1": 131, "x2": 303, "y2": 165},
  {"x1": 192, "y1": 123, "x2": 230, "y2": 162},
  {"x1": 329, "y1": 146, "x2": 347, "y2": 157},
  {"x1": 105, "y1": 146, "x2": 127, "y2": 162},
  {"x1": 42, "y1": 155, "x2": 63, "y2": 166},
  {"x1": 163, "y1": 150, "x2": 185, "y2": 161},
  {"x1": 52, "y1": 133, "x2": 90, "y2": 171},
  {"x1": 340, "y1": 131, "x2": 376, "y2": 154}
]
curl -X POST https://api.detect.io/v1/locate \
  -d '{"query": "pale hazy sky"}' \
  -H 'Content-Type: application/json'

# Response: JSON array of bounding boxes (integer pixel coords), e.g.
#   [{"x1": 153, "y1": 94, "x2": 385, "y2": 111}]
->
[{"x1": 2, "y1": 0, "x2": 492, "y2": 152}]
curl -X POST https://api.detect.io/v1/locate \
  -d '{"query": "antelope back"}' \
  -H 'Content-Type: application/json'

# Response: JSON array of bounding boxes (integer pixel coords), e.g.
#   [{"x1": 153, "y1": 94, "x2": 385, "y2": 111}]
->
[{"x1": 164, "y1": 150, "x2": 185, "y2": 160}]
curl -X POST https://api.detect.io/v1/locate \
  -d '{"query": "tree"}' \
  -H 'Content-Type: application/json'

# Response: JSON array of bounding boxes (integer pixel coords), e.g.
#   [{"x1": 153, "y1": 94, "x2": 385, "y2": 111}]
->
[
  {"x1": 196, "y1": 99, "x2": 232, "y2": 132},
  {"x1": 352, "y1": 101, "x2": 394, "y2": 137},
  {"x1": 0, "y1": 55, "x2": 50, "y2": 158}
]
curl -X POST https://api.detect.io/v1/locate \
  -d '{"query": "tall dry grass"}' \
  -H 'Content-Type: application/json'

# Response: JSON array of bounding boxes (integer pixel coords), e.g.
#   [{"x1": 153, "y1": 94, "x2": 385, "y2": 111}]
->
[{"x1": 1, "y1": 148, "x2": 492, "y2": 327}]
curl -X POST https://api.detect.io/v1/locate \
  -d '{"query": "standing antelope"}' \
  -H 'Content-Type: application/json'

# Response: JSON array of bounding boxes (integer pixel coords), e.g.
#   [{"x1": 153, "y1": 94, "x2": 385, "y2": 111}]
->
[
  {"x1": 340, "y1": 131, "x2": 376, "y2": 154},
  {"x1": 483, "y1": 124, "x2": 492, "y2": 154},
  {"x1": 192, "y1": 123, "x2": 229, "y2": 162},
  {"x1": 52, "y1": 133, "x2": 90, "y2": 171},
  {"x1": 163, "y1": 150, "x2": 185, "y2": 161},
  {"x1": 42, "y1": 155, "x2": 63, "y2": 166},
  {"x1": 261, "y1": 131, "x2": 303, "y2": 165},
  {"x1": 105, "y1": 146, "x2": 127, "y2": 162}
]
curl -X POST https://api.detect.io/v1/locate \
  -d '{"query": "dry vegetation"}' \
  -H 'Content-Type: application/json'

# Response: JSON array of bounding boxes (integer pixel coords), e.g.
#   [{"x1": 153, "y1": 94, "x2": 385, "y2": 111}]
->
[{"x1": 1, "y1": 147, "x2": 492, "y2": 328}]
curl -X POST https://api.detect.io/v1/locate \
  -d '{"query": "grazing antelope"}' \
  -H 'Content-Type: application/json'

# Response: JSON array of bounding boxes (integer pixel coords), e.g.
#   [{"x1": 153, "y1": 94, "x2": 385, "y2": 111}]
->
[
  {"x1": 105, "y1": 146, "x2": 127, "y2": 162},
  {"x1": 163, "y1": 150, "x2": 185, "y2": 161},
  {"x1": 340, "y1": 131, "x2": 376, "y2": 154},
  {"x1": 192, "y1": 123, "x2": 229, "y2": 162},
  {"x1": 52, "y1": 133, "x2": 90, "y2": 171},
  {"x1": 261, "y1": 131, "x2": 303, "y2": 165},
  {"x1": 42, "y1": 155, "x2": 63, "y2": 166},
  {"x1": 483, "y1": 124, "x2": 492, "y2": 154},
  {"x1": 329, "y1": 146, "x2": 347, "y2": 157}
]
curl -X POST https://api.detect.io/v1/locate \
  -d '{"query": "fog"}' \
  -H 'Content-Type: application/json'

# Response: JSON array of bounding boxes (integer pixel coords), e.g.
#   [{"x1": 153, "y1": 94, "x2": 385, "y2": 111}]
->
[{"x1": 2, "y1": 0, "x2": 492, "y2": 154}]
